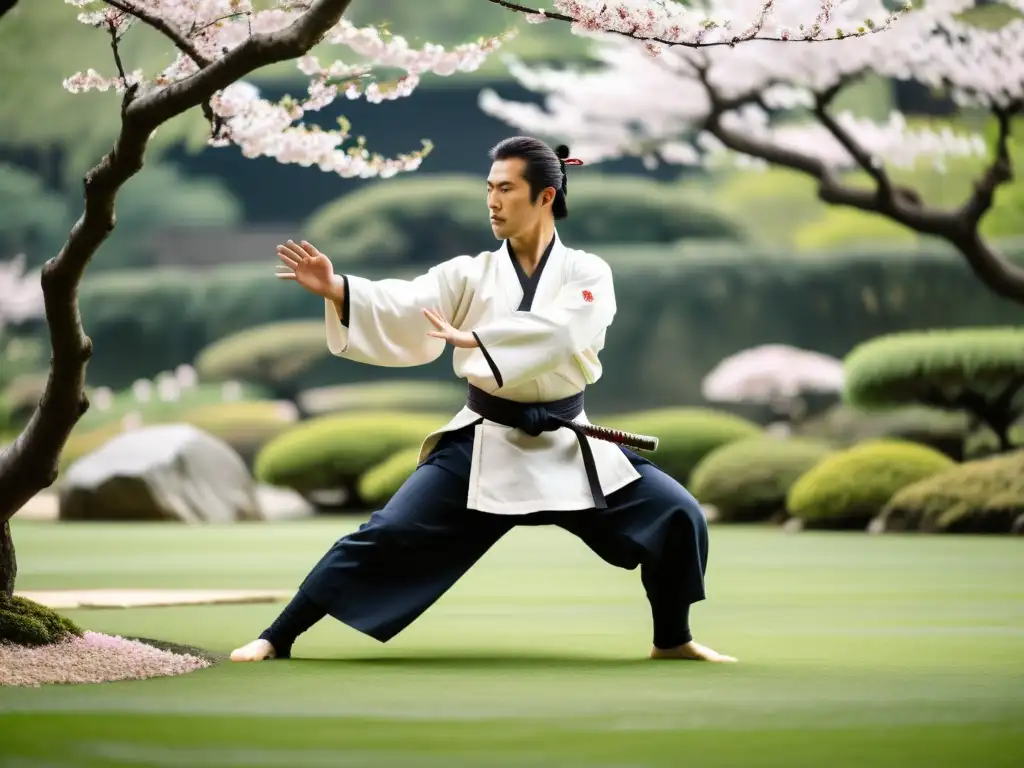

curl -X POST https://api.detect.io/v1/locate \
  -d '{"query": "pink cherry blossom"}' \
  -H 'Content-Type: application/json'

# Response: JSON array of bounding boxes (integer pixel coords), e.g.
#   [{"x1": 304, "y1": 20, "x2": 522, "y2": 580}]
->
[
  {"x1": 61, "y1": 0, "x2": 517, "y2": 178},
  {"x1": 59, "y1": 0, "x2": 921, "y2": 180},
  {"x1": 480, "y1": 1, "x2": 1018, "y2": 171}
]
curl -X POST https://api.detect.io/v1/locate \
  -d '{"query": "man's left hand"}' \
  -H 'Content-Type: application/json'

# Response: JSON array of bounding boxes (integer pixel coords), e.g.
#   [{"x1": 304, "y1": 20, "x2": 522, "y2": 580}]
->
[{"x1": 423, "y1": 307, "x2": 478, "y2": 349}]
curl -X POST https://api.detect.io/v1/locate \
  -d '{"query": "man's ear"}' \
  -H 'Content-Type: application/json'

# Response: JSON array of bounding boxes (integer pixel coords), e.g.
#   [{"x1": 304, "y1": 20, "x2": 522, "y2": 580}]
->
[{"x1": 542, "y1": 187, "x2": 557, "y2": 206}]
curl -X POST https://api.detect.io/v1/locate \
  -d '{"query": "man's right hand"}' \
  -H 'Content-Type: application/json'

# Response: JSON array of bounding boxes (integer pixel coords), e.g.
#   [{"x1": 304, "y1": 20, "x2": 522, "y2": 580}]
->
[{"x1": 275, "y1": 240, "x2": 344, "y2": 302}]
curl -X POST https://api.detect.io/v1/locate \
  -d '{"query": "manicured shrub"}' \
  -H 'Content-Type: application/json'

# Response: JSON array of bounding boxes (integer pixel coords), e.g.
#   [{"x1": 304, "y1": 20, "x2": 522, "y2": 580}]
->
[
  {"x1": 601, "y1": 408, "x2": 762, "y2": 483},
  {"x1": 253, "y1": 411, "x2": 446, "y2": 497},
  {"x1": 689, "y1": 436, "x2": 834, "y2": 522},
  {"x1": 844, "y1": 327, "x2": 1024, "y2": 452},
  {"x1": 357, "y1": 447, "x2": 422, "y2": 507},
  {"x1": 878, "y1": 450, "x2": 1024, "y2": 534},
  {"x1": 193, "y1": 321, "x2": 329, "y2": 397},
  {"x1": 0, "y1": 594, "x2": 82, "y2": 647},
  {"x1": 786, "y1": 439, "x2": 955, "y2": 529}
]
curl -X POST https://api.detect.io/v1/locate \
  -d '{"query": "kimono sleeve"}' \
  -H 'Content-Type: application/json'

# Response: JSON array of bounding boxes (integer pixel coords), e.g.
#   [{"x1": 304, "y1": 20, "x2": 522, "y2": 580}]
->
[
  {"x1": 325, "y1": 255, "x2": 475, "y2": 367},
  {"x1": 469, "y1": 254, "x2": 615, "y2": 390}
]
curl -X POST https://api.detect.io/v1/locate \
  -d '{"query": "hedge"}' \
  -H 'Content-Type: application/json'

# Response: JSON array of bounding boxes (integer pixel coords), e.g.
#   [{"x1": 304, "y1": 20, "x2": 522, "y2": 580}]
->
[
  {"x1": 689, "y1": 436, "x2": 834, "y2": 522},
  {"x1": 74, "y1": 245, "x2": 1024, "y2": 409},
  {"x1": 601, "y1": 408, "x2": 762, "y2": 483},
  {"x1": 59, "y1": 400, "x2": 298, "y2": 469},
  {"x1": 299, "y1": 380, "x2": 467, "y2": 417},
  {"x1": 304, "y1": 173, "x2": 743, "y2": 268},
  {"x1": 357, "y1": 447, "x2": 422, "y2": 507},
  {"x1": 0, "y1": 594, "x2": 83, "y2": 647},
  {"x1": 785, "y1": 439, "x2": 956, "y2": 529},
  {"x1": 877, "y1": 450, "x2": 1024, "y2": 534},
  {"x1": 253, "y1": 411, "x2": 447, "y2": 497}
]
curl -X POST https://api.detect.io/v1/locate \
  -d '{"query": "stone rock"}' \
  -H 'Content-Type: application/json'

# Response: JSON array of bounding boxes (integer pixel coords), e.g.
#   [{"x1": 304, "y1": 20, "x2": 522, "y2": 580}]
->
[
  {"x1": 1012, "y1": 513, "x2": 1024, "y2": 536},
  {"x1": 58, "y1": 424, "x2": 262, "y2": 523},
  {"x1": 255, "y1": 484, "x2": 315, "y2": 521},
  {"x1": 782, "y1": 517, "x2": 805, "y2": 534}
]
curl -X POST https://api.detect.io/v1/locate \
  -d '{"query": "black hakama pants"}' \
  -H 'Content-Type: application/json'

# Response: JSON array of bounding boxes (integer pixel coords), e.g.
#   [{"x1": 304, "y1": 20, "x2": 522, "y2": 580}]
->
[{"x1": 259, "y1": 425, "x2": 710, "y2": 657}]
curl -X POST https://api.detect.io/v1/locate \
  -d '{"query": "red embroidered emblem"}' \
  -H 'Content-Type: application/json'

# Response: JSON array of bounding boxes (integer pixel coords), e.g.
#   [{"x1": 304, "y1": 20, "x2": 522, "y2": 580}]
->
[{"x1": 582, "y1": 290, "x2": 594, "y2": 303}]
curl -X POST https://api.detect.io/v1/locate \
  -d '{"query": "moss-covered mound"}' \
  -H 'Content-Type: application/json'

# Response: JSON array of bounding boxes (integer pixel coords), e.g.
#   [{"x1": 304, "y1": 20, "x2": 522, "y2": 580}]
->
[
  {"x1": 689, "y1": 436, "x2": 834, "y2": 522},
  {"x1": 878, "y1": 450, "x2": 1024, "y2": 534},
  {"x1": 0, "y1": 594, "x2": 83, "y2": 647},
  {"x1": 785, "y1": 439, "x2": 955, "y2": 530}
]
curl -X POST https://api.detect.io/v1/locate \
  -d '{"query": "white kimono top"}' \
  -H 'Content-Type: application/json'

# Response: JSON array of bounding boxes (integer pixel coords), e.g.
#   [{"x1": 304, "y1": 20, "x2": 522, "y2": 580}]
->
[{"x1": 323, "y1": 231, "x2": 641, "y2": 514}]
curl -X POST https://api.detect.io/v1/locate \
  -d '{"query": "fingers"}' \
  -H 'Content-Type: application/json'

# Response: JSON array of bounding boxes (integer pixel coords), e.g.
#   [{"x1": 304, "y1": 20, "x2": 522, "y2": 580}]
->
[
  {"x1": 422, "y1": 307, "x2": 444, "y2": 330},
  {"x1": 299, "y1": 240, "x2": 323, "y2": 259},
  {"x1": 276, "y1": 244, "x2": 302, "y2": 267}
]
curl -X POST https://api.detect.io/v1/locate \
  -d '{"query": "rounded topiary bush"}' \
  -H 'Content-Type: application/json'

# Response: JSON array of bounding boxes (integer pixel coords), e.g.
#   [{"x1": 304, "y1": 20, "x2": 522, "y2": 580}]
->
[
  {"x1": 0, "y1": 595, "x2": 83, "y2": 647},
  {"x1": 358, "y1": 447, "x2": 422, "y2": 507},
  {"x1": 785, "y1": 439, "x2": 955, "y2": 529},
  {"x1": 689, "y1": 436, "x2": 834, "y2": 522},
  {"x1": 843, "y1": 327, "x2": 1024, "y2": 453},
  {"x1": 193, "y1": 321, "x2": 328, "y2": 386},
  {"x1": 877, "y1": 449, "x2": 1024, "y2": 534},
  {"x1": 254, "y1": 411, "x2": 446, "y2": 498},
  {"x1": 601, "y1": 408, "x2": 762, "y2": 483}
]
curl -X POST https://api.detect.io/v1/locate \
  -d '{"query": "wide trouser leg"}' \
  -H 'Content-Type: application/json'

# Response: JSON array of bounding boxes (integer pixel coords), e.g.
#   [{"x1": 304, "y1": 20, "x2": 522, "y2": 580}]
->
[
  {"x1": 555, "y1": 453, "x2": 710, "y2": 650},
  {"x1": 261, "y1": 438, "x2": 512, "y2": 654}
]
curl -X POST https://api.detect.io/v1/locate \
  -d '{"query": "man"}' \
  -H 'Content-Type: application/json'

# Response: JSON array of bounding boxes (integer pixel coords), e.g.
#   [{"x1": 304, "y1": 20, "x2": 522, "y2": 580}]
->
[{"x1": 231, "y1": 136, "x2": 736, "y2": 663}]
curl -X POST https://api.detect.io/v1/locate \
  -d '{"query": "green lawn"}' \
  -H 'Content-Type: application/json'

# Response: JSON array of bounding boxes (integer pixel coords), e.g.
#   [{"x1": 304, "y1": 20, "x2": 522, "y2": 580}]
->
[{"x1": 1, "y1": 519, "x2": 1022, "y2": 767}]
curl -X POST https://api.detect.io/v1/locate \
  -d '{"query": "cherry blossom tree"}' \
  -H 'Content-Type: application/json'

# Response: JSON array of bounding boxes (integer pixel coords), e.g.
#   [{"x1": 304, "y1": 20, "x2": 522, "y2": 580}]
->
[
  {"x1": 481, "y1": 0, "x2": 1024, "y2": 303},
  {"x1": 0, "y1": 1, "x2": 905, "y2": 597}
]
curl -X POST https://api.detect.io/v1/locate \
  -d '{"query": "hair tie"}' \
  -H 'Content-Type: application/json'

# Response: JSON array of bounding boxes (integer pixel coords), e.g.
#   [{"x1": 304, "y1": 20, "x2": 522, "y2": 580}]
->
[{"x1": 562, "y1": 158, "x2": 584, "y2": 165}]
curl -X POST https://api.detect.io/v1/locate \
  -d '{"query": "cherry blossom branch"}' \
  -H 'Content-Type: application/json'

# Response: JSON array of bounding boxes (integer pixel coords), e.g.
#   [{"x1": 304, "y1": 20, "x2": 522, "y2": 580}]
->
[
  {"x1": 487, "y1": 0, "x2": 909, "y2": 48},
  {"x1": 701, "y1": 94, "x2": 1024, "y2": 303},
  {"x1": 102, "y1": 0, "x2": 211, "y2": 68},
  {"x1": 812, "y1": 78, "x2": 896, "y2": 204},
  {"x1": 0, "y1": 0, "x2": 360, "y2": 525}
]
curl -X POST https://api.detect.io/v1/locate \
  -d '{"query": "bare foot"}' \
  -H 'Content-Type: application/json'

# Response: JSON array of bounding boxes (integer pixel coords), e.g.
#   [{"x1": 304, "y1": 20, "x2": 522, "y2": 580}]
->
[
  {"x1": 230, "y1": 639, "x2": 276, "y2": 662},
  {"x1": 649, "y1": 640, "x2": 737, "y2": 662}
]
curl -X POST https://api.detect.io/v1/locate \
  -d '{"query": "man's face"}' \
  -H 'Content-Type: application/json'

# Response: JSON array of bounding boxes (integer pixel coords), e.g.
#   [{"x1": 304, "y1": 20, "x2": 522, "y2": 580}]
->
[{"x1": 486, "y1": 158, "x2": 552, "y2": 240}]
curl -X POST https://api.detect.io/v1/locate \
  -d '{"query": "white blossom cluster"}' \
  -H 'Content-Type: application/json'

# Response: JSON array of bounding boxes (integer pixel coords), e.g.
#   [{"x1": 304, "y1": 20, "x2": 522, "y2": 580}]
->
[
  {"x1": 60, "y1": 0, "x2": 516, "y2": 178},
  {"x1": 480, "y1": 0, "x2": 1022, "y2": 172}
]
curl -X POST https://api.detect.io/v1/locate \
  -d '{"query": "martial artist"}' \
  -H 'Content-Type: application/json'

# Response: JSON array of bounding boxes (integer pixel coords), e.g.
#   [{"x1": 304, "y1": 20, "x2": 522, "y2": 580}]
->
[{"x1": 231, "y1": 136, "x2": 736, "y2": 663}]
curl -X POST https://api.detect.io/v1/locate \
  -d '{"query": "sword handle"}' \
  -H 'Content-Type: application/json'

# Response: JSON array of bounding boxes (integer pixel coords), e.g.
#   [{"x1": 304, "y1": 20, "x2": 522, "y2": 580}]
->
[{"x1": 579, "y1": 423, "x2": 659, "y2": 452}]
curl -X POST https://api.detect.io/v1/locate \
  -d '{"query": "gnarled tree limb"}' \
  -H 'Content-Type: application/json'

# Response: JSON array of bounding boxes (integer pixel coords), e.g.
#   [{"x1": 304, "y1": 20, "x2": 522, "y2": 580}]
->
[
  {"x1": 0, "y1": 0, "x2": 356, "y2": 527},
  {"x1": 698, "y1": 66, "x2": 1024, "y2": 305}
]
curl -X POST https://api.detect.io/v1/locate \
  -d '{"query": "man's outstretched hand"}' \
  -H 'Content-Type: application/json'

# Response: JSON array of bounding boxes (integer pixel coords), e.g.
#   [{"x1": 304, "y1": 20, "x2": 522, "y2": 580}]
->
[
  {"x1": 423, "y1": 307, "x2": 478, "y2": 349},
  {"x1": 276, "y1": 240, "x2": 342, "y2": 301}
]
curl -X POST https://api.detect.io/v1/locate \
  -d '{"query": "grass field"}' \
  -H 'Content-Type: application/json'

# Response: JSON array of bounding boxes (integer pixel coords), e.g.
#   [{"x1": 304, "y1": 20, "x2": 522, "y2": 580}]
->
[{"x1": 1, "y1": 518, "x2": 1022, "y2": 767}]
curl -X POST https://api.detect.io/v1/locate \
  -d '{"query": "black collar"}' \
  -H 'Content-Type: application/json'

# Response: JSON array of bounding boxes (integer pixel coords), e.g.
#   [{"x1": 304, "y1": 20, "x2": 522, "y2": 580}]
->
[{"x1": 506, "y1": 234, "x2": 556, "y2": 312}]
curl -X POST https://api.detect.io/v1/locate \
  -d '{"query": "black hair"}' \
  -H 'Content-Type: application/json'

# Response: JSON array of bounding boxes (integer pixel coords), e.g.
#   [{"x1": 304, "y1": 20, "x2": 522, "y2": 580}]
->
[{"x1": 489, "y1": 136, "x2": 573, "y2": 219}]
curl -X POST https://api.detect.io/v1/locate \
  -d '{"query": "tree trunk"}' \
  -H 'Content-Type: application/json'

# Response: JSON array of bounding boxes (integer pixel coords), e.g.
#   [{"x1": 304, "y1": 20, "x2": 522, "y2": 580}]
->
[
  {"x1": 1, "y1": 520, "x2": 15, "y2": 599},
  {"x1": 0, "y1": 0, "x2": 357, "y2": 534}
]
